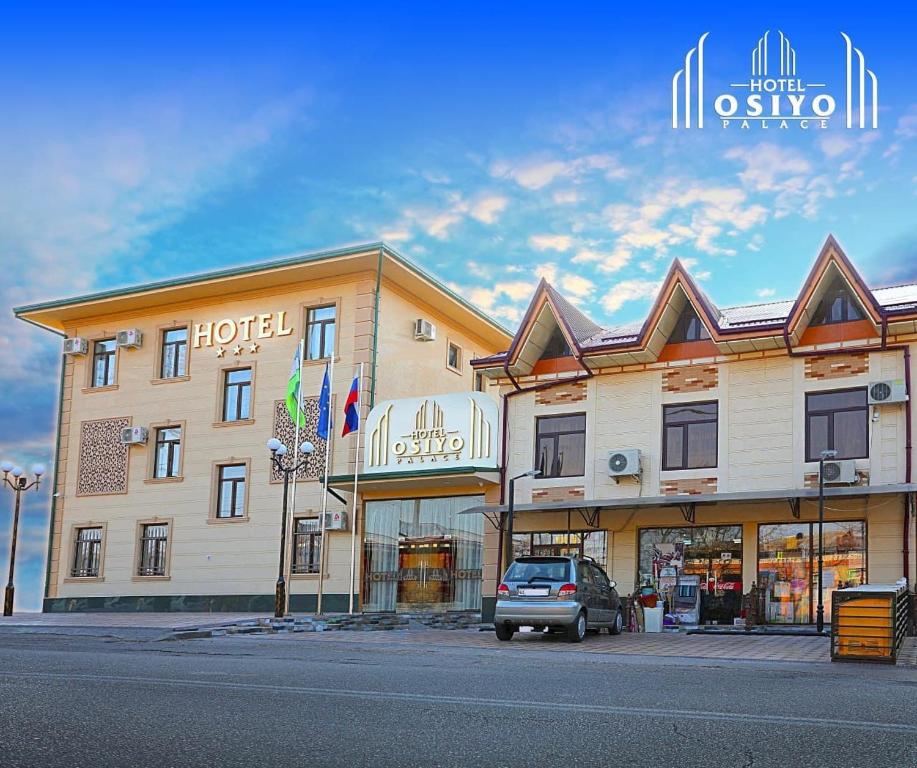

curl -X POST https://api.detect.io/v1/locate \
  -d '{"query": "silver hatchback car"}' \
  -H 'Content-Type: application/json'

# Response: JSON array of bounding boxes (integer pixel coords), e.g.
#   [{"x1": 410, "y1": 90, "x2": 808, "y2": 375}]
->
[{"x1": 494, "y1": 555, "x2": 623, "y2": 642}]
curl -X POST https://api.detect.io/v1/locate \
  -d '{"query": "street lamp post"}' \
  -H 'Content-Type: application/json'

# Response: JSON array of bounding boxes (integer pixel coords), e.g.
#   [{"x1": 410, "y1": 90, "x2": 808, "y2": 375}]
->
[
  {"x1": 816, "y1": 449, "x2": 838, "y2": 633},
  {"x1": 267, "y1": 438, "x2": 315, "y2": 619},
  {"x1": 500, "y1": 469, "x2": 541, "y2": 588},
  {"x1": 1, "y1": 462, "x2": 45, "y2": 617}
]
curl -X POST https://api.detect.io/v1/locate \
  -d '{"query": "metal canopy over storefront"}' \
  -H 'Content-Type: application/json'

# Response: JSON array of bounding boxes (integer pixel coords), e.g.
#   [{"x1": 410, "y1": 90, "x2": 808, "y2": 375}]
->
[{"x1": 462, "y1": 483, "x2": 917, "y2": 531}]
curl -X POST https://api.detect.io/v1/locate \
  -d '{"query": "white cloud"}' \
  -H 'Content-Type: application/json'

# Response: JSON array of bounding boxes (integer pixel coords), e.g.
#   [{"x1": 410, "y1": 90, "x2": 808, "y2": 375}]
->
[
  {"x1": 560, "y1": 274, "x2": 595, "y2": 298},
  {"x1": 572, "y1": 247, "x2": 632, "y2": 273},
  {"x1": 469, "y1": 194, "x2": 509, "y2": 224},
  {"x1": 601, "y1": 279, "x2": 662, "y2": 313},
  {"x1": 756, "y1": 288, "x2": 776, "y2": 298},
  {"x1": 552, "y1": 189, "x2": 580, "y2": 205},
  {"x1": 819, "y1": 134, "x2": 856, "y2": 158},
  {"x1": 529, "y1": 234, "x2": 574, "y2": 252},
  {"x1": 491, "y1": 153, "x2": 628, "y2": 190},
  {"x1": 381, "y1": 229, "x2": 412, "y2": 242}
]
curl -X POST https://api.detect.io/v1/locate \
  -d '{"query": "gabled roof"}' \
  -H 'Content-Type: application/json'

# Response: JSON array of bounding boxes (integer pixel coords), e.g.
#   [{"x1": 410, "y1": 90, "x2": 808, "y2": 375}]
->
[
  {"x1": 14, "y1": 241, "x2": 513, "y2": 348},
  {"x1": 473, "y1": 235, "x2": 917, "y2": 373}
]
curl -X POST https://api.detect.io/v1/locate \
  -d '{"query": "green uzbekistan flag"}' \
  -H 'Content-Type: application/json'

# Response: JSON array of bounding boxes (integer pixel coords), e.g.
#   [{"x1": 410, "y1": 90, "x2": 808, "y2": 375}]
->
[{"x1": 285, "y1": 347, "x2": 307, "y2": 428}]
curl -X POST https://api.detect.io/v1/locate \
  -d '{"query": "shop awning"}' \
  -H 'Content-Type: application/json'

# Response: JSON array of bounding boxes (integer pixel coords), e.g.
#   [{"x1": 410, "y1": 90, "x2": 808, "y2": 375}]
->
[{"x1": 460, "y1": 483, "x2": 917, "y2": 529}]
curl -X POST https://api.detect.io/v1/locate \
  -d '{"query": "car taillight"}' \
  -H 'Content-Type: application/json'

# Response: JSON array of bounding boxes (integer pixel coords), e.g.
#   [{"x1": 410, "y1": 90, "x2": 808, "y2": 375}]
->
[
  {"x1": 497, "y1": 583, "x2": 510, "y2": 597},
  {"x1": 557, "y1": 583, "x2": 577, "y2": 598}
]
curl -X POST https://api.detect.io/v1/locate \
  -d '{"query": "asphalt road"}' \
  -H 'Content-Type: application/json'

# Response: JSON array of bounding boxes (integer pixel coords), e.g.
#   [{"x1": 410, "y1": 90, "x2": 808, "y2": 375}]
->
[{"x1": 0, "y1": 627, "x2": 915, "y2": 768}]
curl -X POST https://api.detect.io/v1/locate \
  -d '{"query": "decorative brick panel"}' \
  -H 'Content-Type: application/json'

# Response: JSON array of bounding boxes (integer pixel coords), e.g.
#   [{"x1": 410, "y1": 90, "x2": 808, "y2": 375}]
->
[
  {"x1": 804, "y1": 353, "x2": 868, "y2": 380},
  {"x1": 662, "y1": 365, "x2": 718, "y2": 393},
  {"x1": 535, "y1": 380, "x2": 587, "y2": 406},
  {"x1": 76, "y1": 417, "x2": 130, "y2": 496},
  {"x1": 271, "y1": 399, "x2": 329, "y2": 482},
  {"x1": 531, "y1": 486, "x2": 585, "y2": 503},
  {"x1": 804, "y1": 469, "x2": 869, "y2": 489},
  {"x1": 660, "y1": 477, "x2": 717, "y2": 495}
]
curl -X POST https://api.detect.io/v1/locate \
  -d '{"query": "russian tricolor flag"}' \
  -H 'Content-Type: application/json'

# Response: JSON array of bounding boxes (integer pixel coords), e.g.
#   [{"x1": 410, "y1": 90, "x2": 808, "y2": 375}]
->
[{"x1": 341, "y1": 375, "x2": 360, "y2": 437}]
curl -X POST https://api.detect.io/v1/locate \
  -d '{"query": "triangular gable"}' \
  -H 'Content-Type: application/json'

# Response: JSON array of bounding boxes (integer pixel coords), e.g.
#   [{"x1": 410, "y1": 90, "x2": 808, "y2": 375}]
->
[
  {"x1": 785, "y1": 235, "x2": 882, "y2": 344},
  {"x1": 505, "y1": 279, "x2": 594, "y2": 375}
]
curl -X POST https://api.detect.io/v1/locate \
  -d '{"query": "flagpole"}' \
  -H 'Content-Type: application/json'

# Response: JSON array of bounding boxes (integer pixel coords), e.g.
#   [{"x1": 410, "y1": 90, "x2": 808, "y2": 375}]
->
[
  {"x1": 316, "y1": 355, "x2": 334, "y2": 616},
  {"x1": 285, "y1": 337, "x2": 306, "y2": 616},
  {"x1": 348, "y1": 362, "x2": 364, "y2": 614}
]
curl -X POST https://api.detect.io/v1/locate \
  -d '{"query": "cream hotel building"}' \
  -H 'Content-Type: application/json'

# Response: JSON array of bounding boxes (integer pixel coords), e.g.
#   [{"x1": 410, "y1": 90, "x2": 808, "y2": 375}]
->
[{"x1": 14, "y1": 236, "x2": 917, "y2": 625}]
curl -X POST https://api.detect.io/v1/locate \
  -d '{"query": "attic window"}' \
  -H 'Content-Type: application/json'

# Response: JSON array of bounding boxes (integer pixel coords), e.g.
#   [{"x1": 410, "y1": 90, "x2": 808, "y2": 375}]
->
[
  {"x1": 810, "y1": 278, "x2": 865, "y2": 326},
  {"x1": 540, "y1": 325, "x2": 573, "y2": 359},
  {"x1": 668, "y1": 305, "x2": 710, "y2": 343}
]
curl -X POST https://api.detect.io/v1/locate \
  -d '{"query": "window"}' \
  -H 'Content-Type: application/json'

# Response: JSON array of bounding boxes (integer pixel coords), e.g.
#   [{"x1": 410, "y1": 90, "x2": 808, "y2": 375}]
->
[
  {"x1": 160, "y1": 327, "x2": 188, "y2": 378},
  {"x1": 810, "y1": 278, "x2": 865, "y2": 325},
  {"x1": 668, "y1": 305, "x2": 710, "y2": 343},
  {"x1": 535, "y1": 414, "x2": 586, "y2": 478},
  {"x1": 137, "y1": 523, "x2": 169, "y2": 577},
  {"x1": 70, "y1": 527, "x2": 102, "y2": 578},
  {"x1": 292, "y1": 517, "x2": 322, "y2": 574},
  {"x1": 447, "y1": 341, "x2": 462, "y2": 371},
  {"x1": 512, "y1": 530, "x2": 607, "y2": 568},
  {"x1": 540, "y1": 325, "x2": 573, "y2": 359},
  {"x1": 222, "y1": 368, "x2": 252, "y2": 421},
  {"x1": 474, "y1": 371, "x2": 485, "y2": 392},
  {"x1": 216, "y1": 464, "x2": 247, "y2": 518},
  {"x1": 662, "y1": 401, "x2": 718, "y2": 470},
  {"x1": 153, "y1": 426, "x2": 182, "y2": 478},
  {"x1": 91, "y1": 339, "x2": 117, "y2": 387},
  {"x1": 306, "y1": 305, "x2": 336, "y2": 360},
  {"x1": 805, "y1": 388, "x2": 868, "y2": 461}
]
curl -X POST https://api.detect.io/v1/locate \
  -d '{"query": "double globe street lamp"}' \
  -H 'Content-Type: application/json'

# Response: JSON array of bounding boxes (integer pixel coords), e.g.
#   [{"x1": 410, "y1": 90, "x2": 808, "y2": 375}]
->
[
  {"x1": 267, "y1": 438, "x2": 314, "y2": 618},
  {"x1": 1, "y1": 461, "x2": 45, "y2": 616}
]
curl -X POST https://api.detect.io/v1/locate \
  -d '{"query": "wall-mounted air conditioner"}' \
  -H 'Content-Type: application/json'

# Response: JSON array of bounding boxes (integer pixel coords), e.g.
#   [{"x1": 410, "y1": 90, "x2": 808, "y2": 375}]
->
[
  {"x1": 120, "y1": 426, "x2": 149, "y2": 445},
  {"x1": 868, "y1": 380, "x2": 908, "y2": 405},
  {"x1": 820, "y1": 459, "x2": 857, "y2": 485},
  {"x1": 414, "y1": 319, "x2": 436, "y2": 341},
  {"x1": 63, "y1": 337, "x2": 88, "y2": 356},
  {"x1": 607, "y1": 449, "x2": 641, "y2": 480},
  {"x1": 116, "y1": 329, "x2": 143, "y2": 349}
]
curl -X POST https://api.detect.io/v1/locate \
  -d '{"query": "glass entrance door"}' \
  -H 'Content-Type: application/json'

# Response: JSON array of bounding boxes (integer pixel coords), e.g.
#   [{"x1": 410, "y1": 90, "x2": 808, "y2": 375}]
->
[
  {"x1": 757, "y1": 521, "x2": 866, "y2": 624},
  {"x1": 397, "y1": 537, "x2": 453, "y2": 611}
]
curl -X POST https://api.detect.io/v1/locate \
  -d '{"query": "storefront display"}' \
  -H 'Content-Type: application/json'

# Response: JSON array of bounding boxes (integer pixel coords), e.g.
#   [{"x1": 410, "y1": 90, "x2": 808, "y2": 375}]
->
[
  {"x1": 362, "y1": 495, "x2": 484, "y2": 613},
  {"x1": 638, "y1": 526, "x2": 743, "y2": 624},
  {"x1": 757, "y1": 521, "x2": 866, "y2": 624}
]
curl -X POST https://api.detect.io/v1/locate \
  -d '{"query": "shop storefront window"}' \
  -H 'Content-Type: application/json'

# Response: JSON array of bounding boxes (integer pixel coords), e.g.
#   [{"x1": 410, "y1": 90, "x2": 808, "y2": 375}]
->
[
  {"x1": 511, "y1": 531, "x2": 607, "y2": 568},
  {"x1": 757, "y1": 521, "x2": 865, "y2": 624},
  {"x1": 362, "y1": 495, "x2": 484, "y2": 613},
  {"x1": 638, "y1": 526, "x2": 743, "y2": 624}
]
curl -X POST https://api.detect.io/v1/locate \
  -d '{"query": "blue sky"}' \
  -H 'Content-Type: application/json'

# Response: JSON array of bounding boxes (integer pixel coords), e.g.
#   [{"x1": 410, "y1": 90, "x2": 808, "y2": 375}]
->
[{"x1": 1, "y1": 2, "x2": 914, "y2": 609}]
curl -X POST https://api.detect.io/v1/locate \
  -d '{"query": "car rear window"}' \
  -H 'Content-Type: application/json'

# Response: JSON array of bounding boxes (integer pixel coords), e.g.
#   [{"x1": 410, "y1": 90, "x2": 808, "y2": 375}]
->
[{"x1": 504, "y1": 558, "x2": 571, "y2": 583}]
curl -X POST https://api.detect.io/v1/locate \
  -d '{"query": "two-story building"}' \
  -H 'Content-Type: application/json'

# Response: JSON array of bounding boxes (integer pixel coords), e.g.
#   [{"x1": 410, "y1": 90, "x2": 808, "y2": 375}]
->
[
  {"x1": 471, "y1": 236, "x2": 916, "y2": 625},
  {"x1": 15, "y1": 243, "x2": 511, "y2": 613}
]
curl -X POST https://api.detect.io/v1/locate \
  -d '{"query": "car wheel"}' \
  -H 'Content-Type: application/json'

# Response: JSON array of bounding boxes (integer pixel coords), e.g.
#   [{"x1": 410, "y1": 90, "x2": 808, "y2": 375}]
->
[
  {"x1": 567, "y1": 611, "x2": 587, "y2": 643},
  {"x1": 495, "y1": 624, "x2": 514, "y2": 641},
  {"x1": 609, "y1": 609, "x2": 623, "y2": 635}
]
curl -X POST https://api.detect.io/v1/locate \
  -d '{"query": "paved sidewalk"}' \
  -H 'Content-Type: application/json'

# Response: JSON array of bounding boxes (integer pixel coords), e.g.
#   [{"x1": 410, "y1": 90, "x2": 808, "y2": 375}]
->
[{"x1": 0, "y1": 612, "x2": 265, "y2": 630}]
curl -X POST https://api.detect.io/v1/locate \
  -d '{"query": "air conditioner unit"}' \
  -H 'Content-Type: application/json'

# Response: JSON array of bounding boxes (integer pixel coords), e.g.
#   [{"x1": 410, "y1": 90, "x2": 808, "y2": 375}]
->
[
  {"x1": 868, "y1": 379, "x2": 908, "y2": 405},
  {"x1": 120, "y1": 426, "x2": 148, "y2": 445},
  {"x1": 414, "y1": 319, "x2": 436, "y2": 341},
  {"x1": 323, "y1": 510, "x2": 348, "y2": 531},
  {"x1": 62, "y1": 337, "x2": 88, "y2": 356},
  {"x1": 116, "y1": 329, "x2": 143, "y2": 349},
  {"x1": 607, "y1": 449, "x2": 641, "y2": 479},
  {"x1": 820, "y1": 459, "x2": 857, "y2": 485}
]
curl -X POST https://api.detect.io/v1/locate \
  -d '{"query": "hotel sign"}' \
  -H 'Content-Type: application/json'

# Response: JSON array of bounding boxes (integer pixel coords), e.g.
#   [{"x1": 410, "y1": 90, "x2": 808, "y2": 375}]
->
[
  {"x1": 672, "y1": 30, "x2": 878, "y2": 130},
  {"x1": 364, "y1": 392, "x2": 498, "y2": 473}
]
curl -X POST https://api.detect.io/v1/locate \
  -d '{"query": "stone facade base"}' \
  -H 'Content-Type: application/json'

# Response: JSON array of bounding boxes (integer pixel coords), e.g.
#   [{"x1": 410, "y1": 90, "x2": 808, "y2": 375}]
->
[{"x1": 42, "y1": 593, "x2": 354, "y2": 613}]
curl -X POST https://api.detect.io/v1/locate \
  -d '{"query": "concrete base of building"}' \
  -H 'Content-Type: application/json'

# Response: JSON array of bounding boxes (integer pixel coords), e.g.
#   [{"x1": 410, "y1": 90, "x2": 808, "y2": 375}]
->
[{"x1": 43, "y1": 594, "x2": 356, "y2": 613}]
